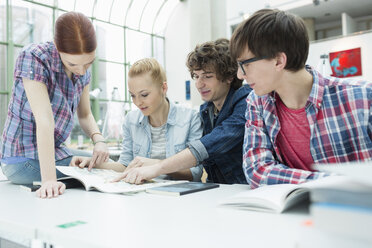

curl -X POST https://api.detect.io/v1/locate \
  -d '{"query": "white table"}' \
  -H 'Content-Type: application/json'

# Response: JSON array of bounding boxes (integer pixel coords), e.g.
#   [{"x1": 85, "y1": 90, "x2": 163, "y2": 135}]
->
[
  {"x1": 0, "y1": 169, "x2": 7, "y2": 181},
  {"x1": 0, "y1": 181, "x2": 310, "y2": 248},
  {"x1": 1, "y1": 181, "x2": 366, "y2": 248}
]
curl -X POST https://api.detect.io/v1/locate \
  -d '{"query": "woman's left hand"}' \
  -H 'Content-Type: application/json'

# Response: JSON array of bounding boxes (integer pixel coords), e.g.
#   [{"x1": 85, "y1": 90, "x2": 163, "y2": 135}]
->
[{"x1": 89, "y1": 142, "x2": 109, "y2": 170}]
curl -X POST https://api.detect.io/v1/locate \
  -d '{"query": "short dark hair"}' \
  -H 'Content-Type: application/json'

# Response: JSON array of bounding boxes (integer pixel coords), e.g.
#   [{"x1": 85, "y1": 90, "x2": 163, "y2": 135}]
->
[
  {"x1": 186, "y1": 38, "x2": 243, "y2": 90},
  {"x1": 230, "y1": 9, "x2": 309, "y2": 72}
]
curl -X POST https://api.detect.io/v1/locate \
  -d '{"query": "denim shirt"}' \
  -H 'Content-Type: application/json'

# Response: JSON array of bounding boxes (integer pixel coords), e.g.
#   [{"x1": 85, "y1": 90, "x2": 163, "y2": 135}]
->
[
  {"x1": 118, "y1": 100, "x2": 203, "y2": 181},
  {"x1": 188, "y1": 85, "x2": 252, "y2": 184}
]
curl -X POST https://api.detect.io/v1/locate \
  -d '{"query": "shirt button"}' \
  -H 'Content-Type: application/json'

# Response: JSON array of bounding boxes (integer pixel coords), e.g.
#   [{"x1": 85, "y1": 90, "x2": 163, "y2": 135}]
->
[
  {"x1": 318, "y1": 103, "x2": 321, "y2": 107},
  {"x1": 30, "y1": 71, "x2": 33, "y2": 74}
]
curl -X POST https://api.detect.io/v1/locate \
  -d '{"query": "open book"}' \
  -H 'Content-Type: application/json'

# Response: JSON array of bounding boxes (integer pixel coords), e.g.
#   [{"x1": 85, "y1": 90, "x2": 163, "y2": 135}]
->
[
  {"x1": 220, "y1": 176, "x2": 368, "y2": 213},
  {"x1": 56, "y1": 166, "x2": 187, "y2": 194}
]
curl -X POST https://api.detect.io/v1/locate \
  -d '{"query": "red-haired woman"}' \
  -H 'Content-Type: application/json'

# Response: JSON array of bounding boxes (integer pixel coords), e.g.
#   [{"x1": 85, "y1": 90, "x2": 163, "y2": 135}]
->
[{"x1": 0, "y1": 12, "x2": 109, "y2": 198}]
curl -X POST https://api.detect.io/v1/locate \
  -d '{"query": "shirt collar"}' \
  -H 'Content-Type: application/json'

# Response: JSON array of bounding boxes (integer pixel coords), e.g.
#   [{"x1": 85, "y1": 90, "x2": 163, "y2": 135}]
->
[
  {"x1": 138, "y1": 114, "x2": 148, "y2": 126},
  {"x1": 166, "y1": 100, "x2": 177, "y2": 125},
  {"x1": 306, "y1": 65, "x2": 325, "y2": 110},
  {"x1": 50, "y1": 42, "x2": 65, "y2": 73},
  {"x1": 138, "y1": 98, "x2": 174, "y2": 126}
]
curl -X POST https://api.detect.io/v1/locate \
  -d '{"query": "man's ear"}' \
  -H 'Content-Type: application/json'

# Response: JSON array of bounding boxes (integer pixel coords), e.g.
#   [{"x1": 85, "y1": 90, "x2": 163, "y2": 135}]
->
[
  {"x1": 225, "y1": 77, "x2": 234, "y2": 85},
  {"x1": 275, "y1": 52, "x2": 287, "y2": 71}
]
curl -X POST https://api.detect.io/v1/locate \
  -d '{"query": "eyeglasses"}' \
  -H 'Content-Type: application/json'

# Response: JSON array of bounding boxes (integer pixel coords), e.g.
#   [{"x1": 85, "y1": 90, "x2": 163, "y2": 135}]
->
[{"x1": 238, "y1": 57, "x2": 266, "y2": 75}]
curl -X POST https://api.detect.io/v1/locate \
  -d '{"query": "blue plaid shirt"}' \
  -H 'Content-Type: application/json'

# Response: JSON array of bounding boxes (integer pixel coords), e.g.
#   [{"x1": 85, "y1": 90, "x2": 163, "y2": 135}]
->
[
  {"x1": 243, "y1": 66, "x2": 372, "y2": 188},
  {"x1": 1, "y1": 41, "x2": 90, "y2": 161}
]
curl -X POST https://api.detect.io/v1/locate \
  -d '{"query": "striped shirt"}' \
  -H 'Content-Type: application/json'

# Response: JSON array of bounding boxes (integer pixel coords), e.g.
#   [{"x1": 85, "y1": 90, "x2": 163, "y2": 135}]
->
[
  {"x1": 243, "y1": 66, "x2": 372, "y2": 189},
  {"x1": 150, "y1": 124, "x2": 167, "y2": 160},
  {"x1": 0, "y1": 41, "x2": 90, "y2": 161}
]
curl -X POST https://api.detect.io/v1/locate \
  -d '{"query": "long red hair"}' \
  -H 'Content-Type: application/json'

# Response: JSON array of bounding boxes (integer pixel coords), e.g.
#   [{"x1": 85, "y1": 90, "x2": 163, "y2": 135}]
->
[{"x1": 54, "y1": 12, "x2": 96, "y2": 54}]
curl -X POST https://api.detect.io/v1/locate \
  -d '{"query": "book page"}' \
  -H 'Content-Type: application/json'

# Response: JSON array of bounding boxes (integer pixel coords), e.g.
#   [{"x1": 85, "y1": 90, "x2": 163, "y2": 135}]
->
[
  {"x1": 57, "y1": 166, "x2": 119, "y2": 190},
  {"x1": 56, "y1": 166, "x2": 187, "y2": 194},
  {"x1": 220, "y1": 176, "x2": 368, "y2": 213},
  {"x1": 220, "y1": 183, "x2": 301, "y2": 213}
]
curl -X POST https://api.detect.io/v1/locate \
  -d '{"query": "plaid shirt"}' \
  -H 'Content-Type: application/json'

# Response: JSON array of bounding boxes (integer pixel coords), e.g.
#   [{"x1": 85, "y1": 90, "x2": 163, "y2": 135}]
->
[
  {"x1": 0, "y1": 41, "x2": 90, "y2": 160},
  {"x1": 243, "y1": 66, "x2": 372, "y2": 189}
]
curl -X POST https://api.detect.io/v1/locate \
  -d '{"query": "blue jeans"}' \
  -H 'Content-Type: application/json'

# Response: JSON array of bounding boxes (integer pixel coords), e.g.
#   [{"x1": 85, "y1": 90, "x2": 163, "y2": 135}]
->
[
  {"x1": 1, "y1": 156, "x2": 73, "y2": 184},
  {"x1": 1, "y1": 149, "x2": 97, "y2": 184}
]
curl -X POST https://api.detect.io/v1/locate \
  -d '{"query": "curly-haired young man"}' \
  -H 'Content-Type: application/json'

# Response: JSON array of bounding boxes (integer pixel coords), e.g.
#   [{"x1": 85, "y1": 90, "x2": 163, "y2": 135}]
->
[{"x1": 115, "y1": 38, "x2": 252, "y2": 184}]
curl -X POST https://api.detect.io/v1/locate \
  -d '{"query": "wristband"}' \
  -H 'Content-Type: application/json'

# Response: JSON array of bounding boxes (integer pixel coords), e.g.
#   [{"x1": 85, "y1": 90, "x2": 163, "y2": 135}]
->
[
  {"x1": 93, "y1": 140, "x2": 107, "y2": 145},
  {"x1": 90, "y1": 132, "x2": 103, "y2": 140}
]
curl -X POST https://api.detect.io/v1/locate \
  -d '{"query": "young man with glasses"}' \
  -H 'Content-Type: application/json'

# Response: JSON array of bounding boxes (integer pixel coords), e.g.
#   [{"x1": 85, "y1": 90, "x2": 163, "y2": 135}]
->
[
  {"x1": 114, "y1": 38, "x2": 252, "y2": 184},
  {"x1": 230, "y1": 9, "x2": 372, "y2": 189}
]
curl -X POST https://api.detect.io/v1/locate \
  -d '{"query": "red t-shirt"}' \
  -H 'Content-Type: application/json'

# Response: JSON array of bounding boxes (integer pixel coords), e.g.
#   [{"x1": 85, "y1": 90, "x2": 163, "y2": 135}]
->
[{"x1": 275, "y1": 95, "x2": 314, "y2": 171}]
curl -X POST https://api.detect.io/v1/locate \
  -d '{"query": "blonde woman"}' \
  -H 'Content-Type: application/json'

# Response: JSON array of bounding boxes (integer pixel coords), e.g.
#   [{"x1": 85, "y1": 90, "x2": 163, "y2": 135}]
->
[{"x1": 73, "y1": 58, "x2": 203, "y2": 181}]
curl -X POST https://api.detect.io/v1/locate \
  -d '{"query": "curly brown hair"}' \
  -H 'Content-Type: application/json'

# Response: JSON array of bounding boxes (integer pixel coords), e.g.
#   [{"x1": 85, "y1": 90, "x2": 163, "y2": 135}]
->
[{"x1": 186, "y1": 38, "x2": 242, "y2": 90}]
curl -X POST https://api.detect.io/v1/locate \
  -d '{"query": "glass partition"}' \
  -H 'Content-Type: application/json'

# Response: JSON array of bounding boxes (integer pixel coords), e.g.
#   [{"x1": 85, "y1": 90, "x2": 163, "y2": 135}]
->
[
  {"x1": 57, "y1": 0, "x2": 75, "y2": 12},
  {"x1": 74, "y1": 0, "x2": 95, "y2": 17},
  {"x1": 13, "y1": 46, "x2": 23, "y2": 67},
  {"x1": 1, "y1": 0, "x2": 178, "y2": 147},
  {"x1": 153, "y1": 0, "x2": 179, "y2": 34},
  {"x1": 140, "y1": 0, "x2": 164, "y2": 33},
  {"x1": 33, "y1": 0, "x2": 55, "y2": 5},
  {"x1": 96, "y1": 21, "x2": 125, "y2": 63},
  {"x1": 125, "y1": 28, "x2": 152, "y2": 65},
  {"x1": 12, "y1": 0, "x2": 53, "y2": 45},
  {"x1": 154, "y1": 37, "x2": 165, "y2": 66},
  {"x1": 0, "y1": 4, "x2": 6, "y2": 42},
  {"x1": 110, "y1": 0, "x2": 131, "y2": 25},
  {"x1": 125, "y1": 0, "x2": 147, "y2": 29},
  {"x1": 0, "y1": 45, "x2": 6, "y2": 92},
  {"x1": 0, "y1": 94, "x2": 7, "y2": 134},
  {"x1": 94, "y1": 0, "x2": 114, "y2": 22},
  {"x1": 98, "y1": 61, "x2": 125, "y2": 100}
]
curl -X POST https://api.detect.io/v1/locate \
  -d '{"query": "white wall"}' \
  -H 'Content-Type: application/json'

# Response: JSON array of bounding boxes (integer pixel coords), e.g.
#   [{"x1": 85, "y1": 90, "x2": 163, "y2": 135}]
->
[
  {"x1": 307, "y1": 31, "x2": 372, "y2": 81},
  {"x1": 164, "y1": 0, "x2": 227, "y2": 108},
  {"x1": 226, "y1": 0, "x2": 264, "y2": 37},
  {"x1": 164, "y1": 2, "x2": 191, "y2": 106}
]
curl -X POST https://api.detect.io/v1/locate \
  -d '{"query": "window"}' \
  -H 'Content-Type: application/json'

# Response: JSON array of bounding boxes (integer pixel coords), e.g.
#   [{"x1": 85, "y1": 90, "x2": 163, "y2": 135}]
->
[{"x1": 0, "y1": 0, "x2": 177, "y2": 145}]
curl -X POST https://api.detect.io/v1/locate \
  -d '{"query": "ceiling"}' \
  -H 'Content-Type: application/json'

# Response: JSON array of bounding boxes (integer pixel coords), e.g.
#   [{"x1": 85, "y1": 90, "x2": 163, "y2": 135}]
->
[{"x1": 287, "y1": 0, "x2": 372, "y2": 23}]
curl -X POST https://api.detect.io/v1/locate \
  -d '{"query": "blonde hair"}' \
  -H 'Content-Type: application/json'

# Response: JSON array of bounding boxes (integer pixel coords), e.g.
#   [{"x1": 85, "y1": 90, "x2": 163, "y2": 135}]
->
[{"x1": 128, "y1": 58, "x2": 167, "y2": 86}]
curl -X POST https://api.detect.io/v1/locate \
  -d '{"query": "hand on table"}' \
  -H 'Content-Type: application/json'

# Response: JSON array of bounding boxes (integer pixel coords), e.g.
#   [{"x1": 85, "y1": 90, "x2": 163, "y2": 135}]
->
[{"x1": 36, "y1": 180, "x2": 65, "y2": 198}]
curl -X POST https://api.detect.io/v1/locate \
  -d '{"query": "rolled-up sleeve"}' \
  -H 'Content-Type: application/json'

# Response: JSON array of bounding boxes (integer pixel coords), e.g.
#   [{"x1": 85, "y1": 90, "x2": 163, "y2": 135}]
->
[
  {"x1": 186, "y1": 110, "x2": 204, "y2": 181},
  {"x1": 15, "y1": 49, "x2": 50, "y2": 86},
  {"x1": 118, "y1": 116, "x2": 133, "y2": 166}
]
